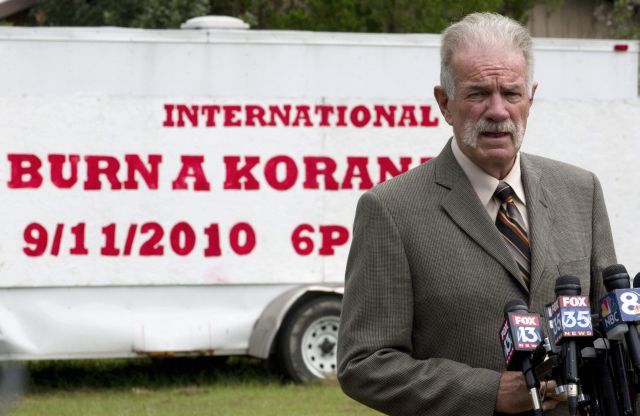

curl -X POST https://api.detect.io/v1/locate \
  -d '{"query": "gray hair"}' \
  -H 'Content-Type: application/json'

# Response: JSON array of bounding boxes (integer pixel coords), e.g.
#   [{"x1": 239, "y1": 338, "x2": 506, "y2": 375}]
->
[{"x1": 440, "y1": 13, "x2": 534, "y2": 98}]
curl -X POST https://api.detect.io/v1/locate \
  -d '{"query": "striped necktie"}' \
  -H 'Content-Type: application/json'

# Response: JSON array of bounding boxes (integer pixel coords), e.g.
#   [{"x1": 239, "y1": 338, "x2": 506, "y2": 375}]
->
[{"x1": 494, "y1": 182, "x2": 531, "y2": 288}]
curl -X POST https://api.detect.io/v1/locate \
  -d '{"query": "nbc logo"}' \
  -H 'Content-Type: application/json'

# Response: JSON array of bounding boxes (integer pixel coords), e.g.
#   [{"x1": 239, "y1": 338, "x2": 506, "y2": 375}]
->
[{"x1": 601, "y1": 298, "x2": 611, "y2": 317}]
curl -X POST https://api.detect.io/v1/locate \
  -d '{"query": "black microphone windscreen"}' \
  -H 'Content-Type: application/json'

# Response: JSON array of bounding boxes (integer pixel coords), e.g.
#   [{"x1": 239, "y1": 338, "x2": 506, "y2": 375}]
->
[
  {"x1": 602, "y1": 264, "x2": 630, "y2": 291},
  {"x1": 634, "y1": 273, "x2": 640, "y2": 289},
  {"x1": 503, "y1": 299, "x2": 528, "y2": 316},
  {"x1": 603, "y1": 264, "x2": 628, "y2": 277},
  {"x1": 555, "y1": 275, "x2": 581, "y2": 296}
]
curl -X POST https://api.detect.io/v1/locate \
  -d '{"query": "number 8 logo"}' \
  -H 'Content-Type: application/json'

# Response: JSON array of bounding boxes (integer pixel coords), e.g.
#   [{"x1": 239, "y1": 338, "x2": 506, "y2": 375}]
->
[{"x1": 621, "y1": 292, "x2": 640, "y2": 315}]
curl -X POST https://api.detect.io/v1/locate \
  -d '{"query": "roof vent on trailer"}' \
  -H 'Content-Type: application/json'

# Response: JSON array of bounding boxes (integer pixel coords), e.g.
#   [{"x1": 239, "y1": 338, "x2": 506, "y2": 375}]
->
[{"x1": 181, "y1": 15, "x2": 250, "y2": 30}]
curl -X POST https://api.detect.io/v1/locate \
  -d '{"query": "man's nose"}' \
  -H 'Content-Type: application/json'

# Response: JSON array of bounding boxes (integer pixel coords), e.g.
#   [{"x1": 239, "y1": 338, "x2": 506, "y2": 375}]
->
[{"x1": 484, "y1": 93, "x2": 509, "y2": 121}]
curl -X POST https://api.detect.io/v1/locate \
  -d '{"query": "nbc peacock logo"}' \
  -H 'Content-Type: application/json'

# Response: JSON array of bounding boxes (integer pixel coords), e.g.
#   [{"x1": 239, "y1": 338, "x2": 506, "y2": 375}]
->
[{"x1": 601, "y1": 297, "x2": 612, "y2": 318}]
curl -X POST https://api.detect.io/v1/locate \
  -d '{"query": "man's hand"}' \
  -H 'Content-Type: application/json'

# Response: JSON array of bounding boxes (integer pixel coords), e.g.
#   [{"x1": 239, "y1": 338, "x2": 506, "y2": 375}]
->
[
  {"x1": 495, "y1": 371, "x2": 561, "y2": 414},
  {"x1": 540, "y1": 380, "x2": 562, "y2": 412}
]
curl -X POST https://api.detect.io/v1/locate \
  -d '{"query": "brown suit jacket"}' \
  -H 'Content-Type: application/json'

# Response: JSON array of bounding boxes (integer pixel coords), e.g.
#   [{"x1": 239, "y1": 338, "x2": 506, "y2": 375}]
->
[{"x1": 337, "y1": 141, "x2": 616, "y2": 415}]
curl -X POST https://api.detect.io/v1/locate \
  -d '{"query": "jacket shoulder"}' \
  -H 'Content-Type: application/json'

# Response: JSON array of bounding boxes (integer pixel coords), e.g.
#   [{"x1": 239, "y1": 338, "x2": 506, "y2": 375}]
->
[
  {"x1": 525, "y1": 153, "x2": 590, "y2": 175},
  {"x1": 524, "y1": 153, "x2": 597, "y2": 185},
  {"x1": 367, "y1": 159, "x2": 437, "y2": 202}
]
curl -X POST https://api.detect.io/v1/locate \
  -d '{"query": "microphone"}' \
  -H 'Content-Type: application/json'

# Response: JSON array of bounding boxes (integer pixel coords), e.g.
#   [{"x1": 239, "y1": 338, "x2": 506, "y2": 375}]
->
[
  {"x1": 591, "y1": 313, "x2": 620, "y2": 416},
  {"x1": 536, "y1": 304, "x2": 564, "y2": 393},
  {"x1": 534, "y1": 305, "x2": 564, "y2": 402},
  {"x1": 600, "y1": 265, "x2": 638, "y2": 415},
  {"x1": 594, "y1": 340, "x2": 621, "y2": 416},
  {"x1": 578, "y1": 345, "x2": 602, "y2": 416},
  {"x1": 601, "y1": 264, "x2": 640, "y2": 370},
  {"x1": 499, "y1": 299, "x2": 544, "y2": 416},
  {"x1": 550, "y1": 276, "x2": 593, "y2": 416}
]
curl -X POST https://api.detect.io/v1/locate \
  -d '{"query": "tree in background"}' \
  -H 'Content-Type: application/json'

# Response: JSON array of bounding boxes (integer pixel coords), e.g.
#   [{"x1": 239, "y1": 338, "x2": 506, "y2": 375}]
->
[
  {"x1": 3, "y1": 0, "x2": 638, "y2": 39},
  {"x1": 595, "y1": 0, "x2": 640, "y2": 39},
  {"x1": 245, "y1": 0, "x2": 532, "y2": 33},
  {"x1": 22, "y1": 0, "x2": 210, "y2": 28},
  {"x1": 8, "y1": 0, "x2": 539, "y2": 32}
]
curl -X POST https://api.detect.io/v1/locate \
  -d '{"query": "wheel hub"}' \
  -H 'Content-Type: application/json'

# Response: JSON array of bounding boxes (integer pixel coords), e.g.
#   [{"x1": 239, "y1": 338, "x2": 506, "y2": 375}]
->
[{"x1": 300, "y1": 316, "x2": 340, "y2": 378}]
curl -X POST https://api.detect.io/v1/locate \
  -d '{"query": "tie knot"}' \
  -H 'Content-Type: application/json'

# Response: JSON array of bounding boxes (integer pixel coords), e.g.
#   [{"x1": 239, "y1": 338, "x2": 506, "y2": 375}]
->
[{"x1": 495, "y1": 182, "x2": 515, "y2": 204}]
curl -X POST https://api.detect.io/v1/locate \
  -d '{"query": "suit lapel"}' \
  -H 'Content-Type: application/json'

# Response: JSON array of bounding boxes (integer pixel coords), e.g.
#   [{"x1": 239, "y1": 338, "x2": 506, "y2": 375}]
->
[
  {"x1": 435, "y1": 142, "x2": 526, "y2": 292},
  {"x1": 521, "y1": 154, "x2": 553, "y2": 294}
]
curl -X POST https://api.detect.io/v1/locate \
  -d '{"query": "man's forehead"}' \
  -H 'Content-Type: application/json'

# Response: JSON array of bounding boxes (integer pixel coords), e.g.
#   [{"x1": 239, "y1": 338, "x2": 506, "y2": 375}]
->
[
  {"x1": 451, "y1": 43, "x2": 527, "y2": 85},
  {"x1": 452, "y1": 37, "x2": 525, "y2": 61},
  {"x1": 452, "y1": 43, "x2": 525, "y2": 68},
  {"x1": 458, "y1": 80, "x2": 526, "y2": 91}
]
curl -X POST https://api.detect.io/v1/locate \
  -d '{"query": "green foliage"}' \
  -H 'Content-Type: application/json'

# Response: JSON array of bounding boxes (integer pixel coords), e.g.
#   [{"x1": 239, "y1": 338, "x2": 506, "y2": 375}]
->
[
  {"x1": 500, "y1": 0, "x2": 537, "y2": 22},
  {"x1": 237, "y1": 0, "x2": 528, "y2": 33},
  {"x1": 130, "y1": 0, "x2": 210, "y2": 29},
  {"x1": 23, "y1": 0, "x2": 210, "y2": 28},
  {"x1": 11, "y1": 358, "x2": 377, "y2": 416},
  {"x1": 610, "y1": 0, "x2": 640, "y2": 39},
  {"x1": 9, "y1": 0, "x2": 546, "y2": 32},
  {"x1": 21, "y1": 0, "x2": 637, "y2": 37}
]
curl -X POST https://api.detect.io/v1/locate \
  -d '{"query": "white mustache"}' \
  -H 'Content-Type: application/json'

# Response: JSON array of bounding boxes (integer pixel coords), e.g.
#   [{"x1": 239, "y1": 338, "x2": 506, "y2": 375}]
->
[
  {"x1": 462, "y1": 118, "x2": 524, "y2": 149},
  {"x1": 474, "y1": 118, "x2": 517, "y2": 135}
]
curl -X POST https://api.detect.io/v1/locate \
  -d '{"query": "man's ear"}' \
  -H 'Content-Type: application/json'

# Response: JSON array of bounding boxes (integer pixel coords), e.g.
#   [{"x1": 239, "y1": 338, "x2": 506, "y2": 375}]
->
[
  {"x1": 529, "y1": 82, "x2": 538, "y2": 103},
  {"x1": 434, "y1": 86, "x2": 453, "y2": 125}
]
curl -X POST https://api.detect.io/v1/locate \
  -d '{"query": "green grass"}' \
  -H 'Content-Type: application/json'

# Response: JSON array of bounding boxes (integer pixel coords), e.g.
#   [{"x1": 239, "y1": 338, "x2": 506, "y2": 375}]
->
[{"x1": 5, "y1": 357, "x2": 380, "y2": 416}]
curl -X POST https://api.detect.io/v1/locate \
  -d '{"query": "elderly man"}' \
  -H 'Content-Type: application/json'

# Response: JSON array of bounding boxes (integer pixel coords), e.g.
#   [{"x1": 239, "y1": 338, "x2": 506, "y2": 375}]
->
[{"x1": 337, "y1": 12, "x2": 616, "y2": 416}]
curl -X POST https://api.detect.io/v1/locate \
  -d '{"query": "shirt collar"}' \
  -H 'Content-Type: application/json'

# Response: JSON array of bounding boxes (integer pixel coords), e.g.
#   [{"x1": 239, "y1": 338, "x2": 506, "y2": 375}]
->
[{"x1": 451, "y1": 138, "x2": 526, "y2": 206}]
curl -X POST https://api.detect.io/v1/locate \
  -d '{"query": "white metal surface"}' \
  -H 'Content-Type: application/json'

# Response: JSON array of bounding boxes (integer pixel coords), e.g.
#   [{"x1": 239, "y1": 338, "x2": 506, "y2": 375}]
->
[
  {"x1": 0, "y1": 285, "x2": 294, "y2": 359},
  {"x1": 0, "y1": 28, "x2": 636, "y2": 99},
  {"x1": 0, "y1": 27, "x2": 638, "y2": 359},
  {"x1": 181, "y1": 16, "x2": 250, "y2": 30}
]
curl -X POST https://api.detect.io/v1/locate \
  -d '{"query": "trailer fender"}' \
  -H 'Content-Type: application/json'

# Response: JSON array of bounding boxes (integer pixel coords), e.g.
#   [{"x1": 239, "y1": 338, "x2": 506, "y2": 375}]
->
[{"x1": 247, "y1": 285, "x2": 343, "y2": 360}]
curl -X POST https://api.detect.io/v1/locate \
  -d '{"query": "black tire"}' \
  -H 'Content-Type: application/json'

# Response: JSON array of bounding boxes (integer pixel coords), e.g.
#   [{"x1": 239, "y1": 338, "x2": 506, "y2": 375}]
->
[{"x1": 277, "y1": 296, "x2": 341, "y2": 382}]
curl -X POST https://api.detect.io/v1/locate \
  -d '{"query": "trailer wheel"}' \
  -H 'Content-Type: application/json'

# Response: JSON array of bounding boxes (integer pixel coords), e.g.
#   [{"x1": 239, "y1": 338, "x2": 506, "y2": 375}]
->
[{"x1": 277, "y1": 296, "x2": 341, "y2": 382}]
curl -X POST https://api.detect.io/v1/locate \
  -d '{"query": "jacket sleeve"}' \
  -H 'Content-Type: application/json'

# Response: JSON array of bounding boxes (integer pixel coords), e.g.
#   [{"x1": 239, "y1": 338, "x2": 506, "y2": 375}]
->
[
  {"x1": 589, "y1": 173, "x2": 617, "y2": 308},
  {"x1": 337, "y1": 190, "x2": 501, "y2": 416}
]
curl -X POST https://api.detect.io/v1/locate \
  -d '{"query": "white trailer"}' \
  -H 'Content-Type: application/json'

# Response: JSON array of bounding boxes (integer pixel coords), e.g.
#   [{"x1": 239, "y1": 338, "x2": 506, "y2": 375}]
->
[{"x1": 0, "y1": 18, "x2": 638, "y2": 381}]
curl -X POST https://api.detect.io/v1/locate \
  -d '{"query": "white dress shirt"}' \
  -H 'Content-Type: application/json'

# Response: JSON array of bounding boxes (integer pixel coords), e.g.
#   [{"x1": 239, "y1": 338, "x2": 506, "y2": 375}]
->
[{"x1": 451, "y1": 138, "x2": 529, "y2": 230}]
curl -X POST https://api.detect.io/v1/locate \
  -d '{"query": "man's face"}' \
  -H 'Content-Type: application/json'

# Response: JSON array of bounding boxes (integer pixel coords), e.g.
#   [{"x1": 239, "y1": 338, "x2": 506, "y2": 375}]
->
[{"x1": 435, "y1": 44, "x2": 536, "y2": 179}]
